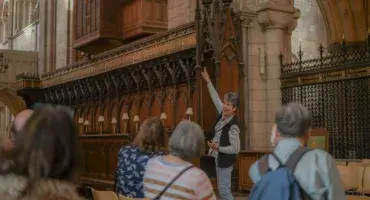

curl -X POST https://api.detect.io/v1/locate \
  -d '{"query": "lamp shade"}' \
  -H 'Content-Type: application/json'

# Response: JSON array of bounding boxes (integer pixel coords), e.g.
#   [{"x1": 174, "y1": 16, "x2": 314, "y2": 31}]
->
[
  {"x1": 98, "y1": 115, "x2": 104, "y2": 122},
  {"x1": 78, "y1": 118, "x2": 84, "y2": 124},
  {"x1": 160, "y1": 112, "x2": 167, "y2": 120},
  {"x1": 84, "y1": 120, "x2": 90, "y2": 125},
  {"x1": 133, "y1": 115, "x2": 140, "y2": 122},
  {"x1": 185, "y1": 107, "x2": 193, "y2": 115},
  {"x1": 122, "y1": 113, "x2": 129, "y2": 120},
  {"x1": 111, "y1": 118, "x2": 117, "y2": 124}
]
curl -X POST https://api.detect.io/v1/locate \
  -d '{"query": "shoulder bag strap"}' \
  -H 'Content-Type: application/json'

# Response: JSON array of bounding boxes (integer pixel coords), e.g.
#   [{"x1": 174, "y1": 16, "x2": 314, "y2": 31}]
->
[
  {"x1": 153, "y1": 165, "x2": 193, "y2": 200},
  {"x1": 285, "y1": 147, "x2": 314, "y2": 200}
]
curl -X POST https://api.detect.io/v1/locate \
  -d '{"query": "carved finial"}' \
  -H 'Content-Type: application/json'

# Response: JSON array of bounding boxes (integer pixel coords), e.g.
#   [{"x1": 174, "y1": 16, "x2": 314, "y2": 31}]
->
[
  {"x1": 195, "y1": 0, "x2": 201, "y2": 20},
  {"x1": 298, "y1": 44, "x2": 303, "y2": 62},
  {"x1": 279, "y1": 52, "x2": 283, "y2": 67},
  {"x1": 318, "y1": 43, "x2": 324, "y2": 58}
]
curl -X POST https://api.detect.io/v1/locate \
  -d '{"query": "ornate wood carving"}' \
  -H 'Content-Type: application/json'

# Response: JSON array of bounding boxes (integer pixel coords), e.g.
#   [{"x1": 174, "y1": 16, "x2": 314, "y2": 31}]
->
[
  {"x1": 44, "y1": 50, "x2": 196, "y2": 106},
  {"x1": 42, "y1": 22, "x2": 196, "y2": 88}
]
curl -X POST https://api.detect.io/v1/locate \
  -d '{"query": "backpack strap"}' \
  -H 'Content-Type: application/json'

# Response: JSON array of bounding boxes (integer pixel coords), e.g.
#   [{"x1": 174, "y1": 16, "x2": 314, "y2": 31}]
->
[
  {"x1": 258, "y1": 147, "x2": 313, "y2": 176},
  {"x1": 258, "y1": 154, "x2": 269, "y2": 176},
  {"x1": 285, "y1": 147, "x2": 313, "y2": 172},
  {"x1": 153, "y1": 165, "x2": 193, "y2": 200}
]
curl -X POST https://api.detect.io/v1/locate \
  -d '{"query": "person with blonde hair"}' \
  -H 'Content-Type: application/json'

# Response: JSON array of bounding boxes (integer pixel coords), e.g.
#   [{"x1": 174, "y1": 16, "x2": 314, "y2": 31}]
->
[{"x1": 115, "y1": 116, "x2": 167, "y2": 198}]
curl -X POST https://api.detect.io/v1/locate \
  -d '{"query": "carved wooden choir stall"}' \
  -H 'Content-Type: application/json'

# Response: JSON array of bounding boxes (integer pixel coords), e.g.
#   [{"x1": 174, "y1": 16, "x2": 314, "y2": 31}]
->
[
  {"x1": 15, "y1": 0, "x2": 358, "y2": 192},
  {"x1": 17, "y1": 0, "x2": 249, "y2": 191}
]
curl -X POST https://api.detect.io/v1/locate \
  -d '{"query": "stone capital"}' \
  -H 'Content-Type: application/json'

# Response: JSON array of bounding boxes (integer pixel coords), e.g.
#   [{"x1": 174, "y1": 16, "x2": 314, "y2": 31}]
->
[
  {"x1": 236, "y1": 12, "x2": 256, "y2": 28},
  {"x1": 256, "y1": 2, "x2": 300, "y2": 30}
]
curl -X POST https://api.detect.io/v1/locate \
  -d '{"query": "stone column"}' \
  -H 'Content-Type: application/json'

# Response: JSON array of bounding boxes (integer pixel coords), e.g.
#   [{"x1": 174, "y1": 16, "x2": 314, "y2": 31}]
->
[
  {"x1": 246, "y1": 2, "x2": 299, "y2": 150},
  {"x1": 236, "y1": 12, "x2": 256, "y2": 149},
  {"x1": 0, "y1": 106, "x2": 4, "y2": 141},
  {"x1": 38, "y1": 0, "x2": 48, "y2": 74},
  {"x1": 22, "y1": 0, "x2": 28, "y2": 27}
]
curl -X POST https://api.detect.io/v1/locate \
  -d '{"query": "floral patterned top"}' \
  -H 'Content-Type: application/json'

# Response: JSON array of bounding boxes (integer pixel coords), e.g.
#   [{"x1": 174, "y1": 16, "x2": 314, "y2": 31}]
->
[{"x1": 115, "y1": 145, "x2": 164, "y2": 198}]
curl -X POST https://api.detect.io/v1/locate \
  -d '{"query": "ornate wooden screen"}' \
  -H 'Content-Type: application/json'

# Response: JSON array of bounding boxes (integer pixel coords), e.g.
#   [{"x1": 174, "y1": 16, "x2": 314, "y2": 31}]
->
[{"x1": 280, "y1": 40, "x2": 370, "y2": 159}]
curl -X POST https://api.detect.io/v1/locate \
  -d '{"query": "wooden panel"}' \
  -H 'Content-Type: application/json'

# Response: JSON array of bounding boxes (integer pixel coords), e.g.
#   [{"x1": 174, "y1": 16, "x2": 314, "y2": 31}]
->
[
  {"x1": 79, "y1": 134, "x2": 131, "y2": 190},
  {"x1": 238, "y1": 151, "x2": 270, "y2": 191},
  {"x1": 308, "y1": 128, "x2": 330, "y2": 152},
  {"x1": 73, "y1": 0, "x2": 123, "y2": 54},
  {"x1": 121, "y1": 0, "x2": 167, "y2": 40}
]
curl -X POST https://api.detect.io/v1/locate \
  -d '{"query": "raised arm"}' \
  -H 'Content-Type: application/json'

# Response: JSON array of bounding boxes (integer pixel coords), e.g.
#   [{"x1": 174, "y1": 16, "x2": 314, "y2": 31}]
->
[{"x1": 201, "y1": 68, "x2": 223, "y2": 113}]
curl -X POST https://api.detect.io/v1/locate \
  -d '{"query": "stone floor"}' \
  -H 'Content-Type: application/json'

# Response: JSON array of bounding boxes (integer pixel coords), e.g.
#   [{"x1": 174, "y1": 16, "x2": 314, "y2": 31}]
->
[{"x1": 215, "y1": 192, "x2": 248, "y2": 200}]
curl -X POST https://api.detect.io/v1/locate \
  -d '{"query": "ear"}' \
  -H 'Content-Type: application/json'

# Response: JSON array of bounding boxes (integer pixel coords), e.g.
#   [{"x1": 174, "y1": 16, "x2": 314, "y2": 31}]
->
[
  {"x1": 232, "y1": 106, "x2": 237, "y2": 112},
  {"x1": 275, "y1": 130, "x2": 281, "y2": 139}
]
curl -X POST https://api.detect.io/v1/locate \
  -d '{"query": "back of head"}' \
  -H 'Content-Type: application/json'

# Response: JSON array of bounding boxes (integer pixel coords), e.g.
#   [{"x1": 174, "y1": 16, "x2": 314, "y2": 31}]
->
[
  {"x1": 275, "y1": 102, "x2": 312, "y2": 138},
  {"x1": 169, "y1": 120, "x2": 204, "y2": 161},
  {"x1": 132, "y1": 116, "x2": 166, "y2": 152},
  {"x1": 7, "y1": 105, "x2": 80, "y2": 181}
]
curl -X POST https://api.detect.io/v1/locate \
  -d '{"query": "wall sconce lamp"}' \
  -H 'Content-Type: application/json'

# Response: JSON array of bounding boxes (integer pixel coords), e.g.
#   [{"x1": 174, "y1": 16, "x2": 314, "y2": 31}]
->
[
  {"x1": 160, "y1": 112, "x2": 167, "y2": 125},
  {"x1": 121, "y1": 113, "x2": 129, "y2": 134},
  {"x1": 185, "y1": 107, "x2": 193, "y2": 121},
  {"x1": 98, "y1": 115, "x2": 104, "y2": 134},
  {"x1": 133, "y1": 115, "x2": 140, "y2": 133},
  {"x1": 78, "y1": 117, "x2": 84, "y2": 135},
  {"x1": 111, "y1": 118, "x2": 117, "y2": 134},
  {"x1": 83, "y1": 120, "x2": 90, "y2": 134}
]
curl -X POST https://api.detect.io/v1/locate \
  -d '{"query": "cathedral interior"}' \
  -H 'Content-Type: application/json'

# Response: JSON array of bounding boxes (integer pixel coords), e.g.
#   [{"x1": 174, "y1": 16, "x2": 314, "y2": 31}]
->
[{"x1": 0, "y1": 0, "x2": 369, "y2": 198}]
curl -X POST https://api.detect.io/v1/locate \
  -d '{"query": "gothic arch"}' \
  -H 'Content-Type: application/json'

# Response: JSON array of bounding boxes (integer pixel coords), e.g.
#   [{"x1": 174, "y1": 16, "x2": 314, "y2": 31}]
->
[
  {"x1": 317, "y1": 0, "x2": 368, "y2": 43},
  {"x1": 0, "y1": 88, "x2": 26, "y2": 115}
]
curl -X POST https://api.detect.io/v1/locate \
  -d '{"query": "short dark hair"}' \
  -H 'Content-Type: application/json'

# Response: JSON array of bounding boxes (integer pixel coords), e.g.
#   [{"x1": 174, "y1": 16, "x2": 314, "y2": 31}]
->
[
  {"x1": 4, "y1": 105, "x2": 80, "y2": 181},
  {"x1": 224, "y1": 92, "x2": 239, "y2": 107},
  {"x1": 275, "y1": 102, "x2": 311, "y2": 138}
]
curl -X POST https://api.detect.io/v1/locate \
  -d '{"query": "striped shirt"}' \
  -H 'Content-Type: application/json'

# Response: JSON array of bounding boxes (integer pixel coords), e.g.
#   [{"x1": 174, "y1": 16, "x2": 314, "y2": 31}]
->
[{"x1": 143, "y1": 156, "x2": 216, "y2": 200}]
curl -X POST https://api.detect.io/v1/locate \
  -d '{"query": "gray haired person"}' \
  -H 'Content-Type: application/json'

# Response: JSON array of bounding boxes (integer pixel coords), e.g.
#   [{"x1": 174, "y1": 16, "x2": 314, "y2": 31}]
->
[
  {"x1": 169, "y1": 120, "x2": 205, "y2": 161},
  {"x1": 201, "y1": 68, "x2": 240, "y2": 200},
  {"x1": 249, "y1": 102, "x2": 346, "y2": 200},
  {"x1": 143, "y1": 120, "x2": 216, "y2": 200}
]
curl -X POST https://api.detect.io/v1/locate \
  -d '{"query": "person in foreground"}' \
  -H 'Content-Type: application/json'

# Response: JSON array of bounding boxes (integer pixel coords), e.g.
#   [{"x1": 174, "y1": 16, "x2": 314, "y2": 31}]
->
[
  {"x1": 248, "y1": 102, "x2": 346, "y2": 200},
  {"x1": 3, "y1": 109, "x2": 34, "y2": 152},
  {"x1": 115, "y1": 117, "x2": 167, "y2": 198},
  {"x1": 0, "y1": 105, "x2": 83, "y2": 200},
  {"x1": 143, "y1": 120, "x2": 216, "y2": 200},
  {"x1": 201, "y1": 67, "x2": 240, "y2": 200}
]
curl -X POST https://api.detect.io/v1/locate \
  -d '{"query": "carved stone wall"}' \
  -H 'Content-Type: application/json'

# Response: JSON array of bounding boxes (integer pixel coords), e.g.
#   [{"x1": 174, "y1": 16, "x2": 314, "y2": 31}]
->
[
  {"x1": 0, "y1": 50, "x2": 37, "y2": 115},
  {"x1": 291, "y1": 0, "x2": 328, "y2": 60}
]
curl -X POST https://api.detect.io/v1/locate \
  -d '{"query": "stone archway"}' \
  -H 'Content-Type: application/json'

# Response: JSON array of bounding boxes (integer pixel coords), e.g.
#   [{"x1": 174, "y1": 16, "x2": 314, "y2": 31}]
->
[
  {"x1": 0, "y1": 88, "x2": 25, "y2": 115},
  {"x1": 317, "y1": 0, "x2": 368, "y2": 44}
]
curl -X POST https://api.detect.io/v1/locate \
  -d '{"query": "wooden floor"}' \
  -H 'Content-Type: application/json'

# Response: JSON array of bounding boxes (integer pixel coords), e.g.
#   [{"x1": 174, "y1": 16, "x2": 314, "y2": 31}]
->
[{"x1": 234, "y1": 192, "x2": 248, "y2": 200}]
